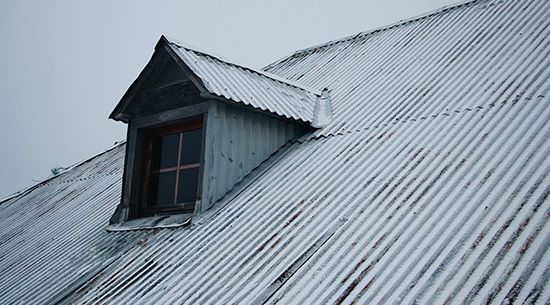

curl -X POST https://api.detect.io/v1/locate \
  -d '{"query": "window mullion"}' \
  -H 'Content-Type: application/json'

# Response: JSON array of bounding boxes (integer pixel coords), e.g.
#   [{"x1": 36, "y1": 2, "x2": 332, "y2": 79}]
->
[
  {"x1": 178, "y1": 163, "x2": 201, "y2": 170},
  {"x1": 173, "y1": 133, "x2": 183, "y2": 204}
]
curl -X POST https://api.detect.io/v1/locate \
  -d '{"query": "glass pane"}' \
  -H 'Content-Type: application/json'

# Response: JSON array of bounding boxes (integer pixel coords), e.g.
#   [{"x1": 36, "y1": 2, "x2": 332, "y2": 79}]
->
[
  {"x1": 151, "y1": 133, "x2": 180, "y2": 169},
  {"x1": 180, "y1": 128, "x2": 202, "y2": 165},
  {"x1": 177, "y1": 168, "x2": 200, "y2": 203},
  {"x1": 147, "y1": 171, "x2": 176, "y2": 206}
]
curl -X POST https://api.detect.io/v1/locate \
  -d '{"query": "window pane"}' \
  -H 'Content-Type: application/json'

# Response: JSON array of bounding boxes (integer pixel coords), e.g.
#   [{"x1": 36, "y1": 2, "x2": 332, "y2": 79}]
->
[
  {"x1": 180, "y1": 128, "x2": 202, "y2": 165},
  {"x1": 147, "y1": 171, "x2": 176, "y2": 206},
  {"x1": 151, "y1": 133, "x2": 180, "y2": 170},
  {"x1": 177, "y1": 168, "x2": 200, "y2": 203}
]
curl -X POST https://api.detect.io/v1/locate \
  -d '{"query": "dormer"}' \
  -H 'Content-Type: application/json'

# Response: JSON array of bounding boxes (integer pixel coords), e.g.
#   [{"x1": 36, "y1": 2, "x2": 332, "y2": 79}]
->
[{"x1": 107, "y1": 36, "x2": 331, "y2": 230}]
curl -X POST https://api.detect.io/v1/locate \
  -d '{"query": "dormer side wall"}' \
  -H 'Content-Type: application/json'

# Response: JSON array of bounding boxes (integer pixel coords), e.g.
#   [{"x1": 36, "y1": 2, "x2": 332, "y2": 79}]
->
[{"x1": 200, "y1": 100, "x2": 306, "y2": 212}]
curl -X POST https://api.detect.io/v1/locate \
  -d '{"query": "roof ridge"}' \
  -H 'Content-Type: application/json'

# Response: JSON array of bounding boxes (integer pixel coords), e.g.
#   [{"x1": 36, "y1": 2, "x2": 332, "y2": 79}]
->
[
  {"x1": 164, "y1": 37, "x2": 323, "y2": 97},
  {"x1": 263, "y1": 0, "x2": 487, "y2": 70}
]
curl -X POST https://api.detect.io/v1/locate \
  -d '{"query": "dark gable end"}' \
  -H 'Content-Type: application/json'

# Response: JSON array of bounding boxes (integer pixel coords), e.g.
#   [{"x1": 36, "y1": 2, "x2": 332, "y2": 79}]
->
[{"x1": 109, "y1": 37, "x2": 211, "y2": 122}]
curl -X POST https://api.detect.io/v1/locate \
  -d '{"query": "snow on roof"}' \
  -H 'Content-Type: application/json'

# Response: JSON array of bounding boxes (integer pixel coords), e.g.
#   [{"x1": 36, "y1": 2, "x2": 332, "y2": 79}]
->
[
  {"x1": 164, "y1": 37, "x2": 325, "y2": 125},
  {"x1": 1, "y1": 0, "x2": 549, "y2": 304}
]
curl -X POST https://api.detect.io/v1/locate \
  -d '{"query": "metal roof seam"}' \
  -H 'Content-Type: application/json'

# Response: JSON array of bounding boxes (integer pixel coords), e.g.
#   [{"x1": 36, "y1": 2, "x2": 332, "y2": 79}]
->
[{"x1": 297, "y1": 96, "x2": 540, "y2": 143}]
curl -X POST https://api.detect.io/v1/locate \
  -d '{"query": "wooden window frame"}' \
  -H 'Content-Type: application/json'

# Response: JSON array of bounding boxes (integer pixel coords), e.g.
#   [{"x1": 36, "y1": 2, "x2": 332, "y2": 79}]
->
[{"x1": 137, "y1": 116, "x2": 204, "y2": 217}]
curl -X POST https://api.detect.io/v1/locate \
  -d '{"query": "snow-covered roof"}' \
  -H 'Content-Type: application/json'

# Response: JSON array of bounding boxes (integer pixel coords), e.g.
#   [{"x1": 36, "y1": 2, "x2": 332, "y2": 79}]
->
[{"x1": 1, "y1": 0, "x2": 549, "y2": 304}]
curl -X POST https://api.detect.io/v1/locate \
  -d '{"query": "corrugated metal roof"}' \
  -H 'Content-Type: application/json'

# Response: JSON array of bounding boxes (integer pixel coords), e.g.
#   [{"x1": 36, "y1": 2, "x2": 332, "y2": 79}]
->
[
  {"x1": 165, "y1": 37, "x2": 322, "y2": 124},
  {"x1": 1, "y1": 0, "x2": 549, "y2": 304},
  {"x1": 265, "y1": 0, "x2": 550, "y2": 140}
]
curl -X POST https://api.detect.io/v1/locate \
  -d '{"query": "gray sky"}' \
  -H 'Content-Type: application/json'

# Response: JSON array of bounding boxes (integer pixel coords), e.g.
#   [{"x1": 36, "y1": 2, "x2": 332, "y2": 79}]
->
[{"x1": 0, "y1": 0, "x2": 459, "y2": 199}]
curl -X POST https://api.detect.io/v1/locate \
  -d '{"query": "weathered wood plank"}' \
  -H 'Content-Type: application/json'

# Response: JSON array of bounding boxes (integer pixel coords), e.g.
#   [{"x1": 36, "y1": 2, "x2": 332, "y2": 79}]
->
[{"x1": 133, "y1": 102, "x2": 208, "y2": 128}]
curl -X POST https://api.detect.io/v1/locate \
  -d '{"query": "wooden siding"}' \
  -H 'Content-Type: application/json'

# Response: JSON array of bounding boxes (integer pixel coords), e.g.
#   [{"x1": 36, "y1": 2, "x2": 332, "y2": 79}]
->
[{"x1": 113, "y1": 47, "x2": 204, "y2": 120}]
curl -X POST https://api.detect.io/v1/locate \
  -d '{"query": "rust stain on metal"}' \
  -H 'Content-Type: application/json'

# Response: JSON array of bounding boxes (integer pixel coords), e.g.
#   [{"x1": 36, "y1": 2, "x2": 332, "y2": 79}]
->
[
  {"x1": 347, "y1": 277, "x2": 376, "y2": 305},
  {"x1": 334, "y1": 265, "x2": 375, "y2": 305}
]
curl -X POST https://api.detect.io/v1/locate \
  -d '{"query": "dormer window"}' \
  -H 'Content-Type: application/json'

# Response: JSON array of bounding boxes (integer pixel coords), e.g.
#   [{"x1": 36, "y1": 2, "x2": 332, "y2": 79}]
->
[
  {"x1": 139, "y1": 117, "x2": 203, "y2": 216},
  {"x1": 107, "y1": 35, "x2": 327, "y2": 231}
]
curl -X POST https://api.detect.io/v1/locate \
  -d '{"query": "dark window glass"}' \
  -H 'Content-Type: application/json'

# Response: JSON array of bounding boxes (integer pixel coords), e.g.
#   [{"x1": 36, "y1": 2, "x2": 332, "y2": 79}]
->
[
  {"x1": 180, "y1": 128, "x2": 202, "y2": 165},
  {"x1": 147, "y1": 171, "x2": 177, "y2": 206},
  {"x1": 142, "y1": 118, "x2": 203, "y2": 214},
  {"x1": 151, "y1": 133, "x2": 180, "y2": 169},
  {"x1": 177, "y1": 168, "x2": 200, "y2": 203}
]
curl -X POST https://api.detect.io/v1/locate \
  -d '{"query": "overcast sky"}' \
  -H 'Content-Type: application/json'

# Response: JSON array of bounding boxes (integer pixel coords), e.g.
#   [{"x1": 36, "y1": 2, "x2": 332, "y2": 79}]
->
[{"x1": 0, "y1": 0, "x2": 460, "y2": 199}]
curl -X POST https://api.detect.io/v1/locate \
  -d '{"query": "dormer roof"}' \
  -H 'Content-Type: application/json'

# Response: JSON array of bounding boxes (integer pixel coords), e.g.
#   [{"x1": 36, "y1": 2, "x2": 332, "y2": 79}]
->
[{"x1": 110, "y1": 36, "x2": 331, "y2": 127}]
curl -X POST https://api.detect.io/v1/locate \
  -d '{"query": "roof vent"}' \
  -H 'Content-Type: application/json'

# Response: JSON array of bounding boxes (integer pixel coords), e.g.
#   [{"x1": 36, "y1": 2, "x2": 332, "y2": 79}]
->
[{"x1": 312, "y1": 88, "x2": 333, "y2": 128}]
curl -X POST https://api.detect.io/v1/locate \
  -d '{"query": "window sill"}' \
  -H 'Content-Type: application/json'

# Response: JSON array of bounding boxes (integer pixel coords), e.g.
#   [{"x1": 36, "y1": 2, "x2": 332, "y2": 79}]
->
[{"x1": 105, "y1": 213, "x2": 192, "y2": 232}]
